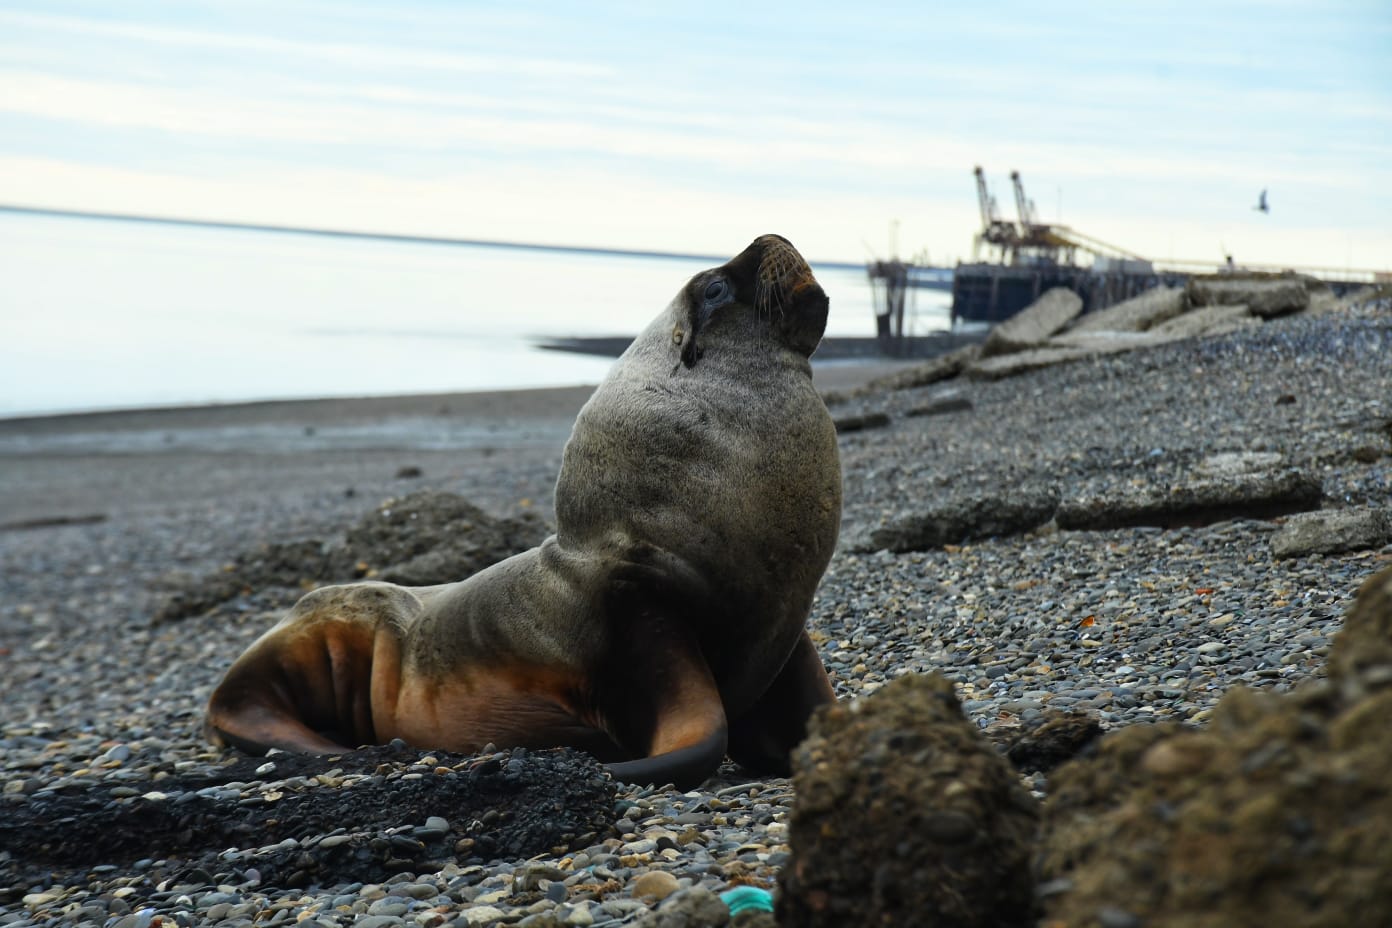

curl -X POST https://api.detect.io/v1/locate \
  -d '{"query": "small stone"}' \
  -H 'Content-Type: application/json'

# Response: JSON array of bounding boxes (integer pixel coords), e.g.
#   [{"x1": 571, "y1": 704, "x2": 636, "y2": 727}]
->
[{"x1": 629, "y1": 870, "x2": 679, "y2": 901}]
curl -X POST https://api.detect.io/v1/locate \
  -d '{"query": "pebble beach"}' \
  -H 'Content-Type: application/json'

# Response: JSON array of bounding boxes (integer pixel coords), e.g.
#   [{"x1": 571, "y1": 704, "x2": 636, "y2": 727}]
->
[{"x1": 2, "y1": 303, "x2": 1390, "y2": 926}]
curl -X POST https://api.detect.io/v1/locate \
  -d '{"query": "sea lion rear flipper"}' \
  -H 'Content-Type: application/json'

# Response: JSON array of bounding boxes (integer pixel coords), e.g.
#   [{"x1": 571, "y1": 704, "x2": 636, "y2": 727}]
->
[
  {"x1": 600, "y1": 610, "x2": 728, "y2": 790},
  {"x1": 727, "y1": 630, "x2": 836, "y2": 776}
]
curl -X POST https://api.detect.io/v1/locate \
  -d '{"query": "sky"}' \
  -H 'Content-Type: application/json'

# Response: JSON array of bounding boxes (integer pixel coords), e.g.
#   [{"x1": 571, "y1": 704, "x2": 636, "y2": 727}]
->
[{"x1": 1, "y1": 1, "x2": 1390, "y2": 271}]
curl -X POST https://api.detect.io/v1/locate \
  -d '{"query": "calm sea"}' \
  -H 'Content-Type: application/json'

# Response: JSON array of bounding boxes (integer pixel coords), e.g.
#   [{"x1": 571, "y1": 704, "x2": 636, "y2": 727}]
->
[{"x1": 0, "y1": 213, "x2": 950, "y2": 417}]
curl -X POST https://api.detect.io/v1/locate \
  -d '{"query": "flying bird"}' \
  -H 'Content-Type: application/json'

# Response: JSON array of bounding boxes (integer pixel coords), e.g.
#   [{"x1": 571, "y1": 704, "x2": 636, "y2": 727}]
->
[{"x1": 1253, "y1": 189, "x2": 1269, "y2": 213}]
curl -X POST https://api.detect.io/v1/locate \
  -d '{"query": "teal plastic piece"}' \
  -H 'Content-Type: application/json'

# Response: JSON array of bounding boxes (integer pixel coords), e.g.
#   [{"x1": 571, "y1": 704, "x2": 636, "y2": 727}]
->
[{"x1": 721, "y1": 885, "x2": 775, "y2": 915}]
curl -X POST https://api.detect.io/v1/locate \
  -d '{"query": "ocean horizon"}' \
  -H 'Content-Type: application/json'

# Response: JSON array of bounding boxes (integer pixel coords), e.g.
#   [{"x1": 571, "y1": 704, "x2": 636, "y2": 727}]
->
[{"x1": 0, "y1": 212, "x2": 950, "y2": 418}]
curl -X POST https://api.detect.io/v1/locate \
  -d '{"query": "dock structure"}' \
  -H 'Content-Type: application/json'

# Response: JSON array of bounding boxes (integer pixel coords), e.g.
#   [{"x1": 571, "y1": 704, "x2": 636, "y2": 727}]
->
[
  {"x1": 930, "y1": 167, "x2": 1386, "y2": 327},
  {"x1": 950, "y1": 261, "x2": 1189, "y2": 325}
]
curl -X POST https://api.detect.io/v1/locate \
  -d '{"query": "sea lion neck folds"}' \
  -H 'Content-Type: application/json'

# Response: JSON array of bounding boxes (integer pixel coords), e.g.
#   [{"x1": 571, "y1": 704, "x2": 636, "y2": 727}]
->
[{"x1": 205, "y1": 234, "x2": 842, "y2": 790}]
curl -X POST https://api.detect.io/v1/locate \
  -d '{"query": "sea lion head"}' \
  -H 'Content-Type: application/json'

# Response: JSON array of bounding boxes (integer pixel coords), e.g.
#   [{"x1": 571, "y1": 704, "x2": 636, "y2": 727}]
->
[
  {"x1": 557, "y1": 234, "x2": 840, "y2": 651},
  {"x1": 670, "y1": 233, "x2": 829, "y2": 368}
]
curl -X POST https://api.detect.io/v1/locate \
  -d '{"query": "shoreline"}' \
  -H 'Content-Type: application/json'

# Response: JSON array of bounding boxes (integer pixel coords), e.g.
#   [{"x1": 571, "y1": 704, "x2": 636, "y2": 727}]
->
[
  {"x1": 0, "y1": 359, "x2": 919, "y2": 529},
  {"x1": 0, "y1": 359, "x2": 917, "y2": 434}
]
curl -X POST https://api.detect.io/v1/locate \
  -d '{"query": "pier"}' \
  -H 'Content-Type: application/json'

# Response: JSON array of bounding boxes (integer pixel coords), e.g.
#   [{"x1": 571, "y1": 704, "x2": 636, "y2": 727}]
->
[{"x1": 869, "y1": 167, "x2": 1390, "y2": 332}]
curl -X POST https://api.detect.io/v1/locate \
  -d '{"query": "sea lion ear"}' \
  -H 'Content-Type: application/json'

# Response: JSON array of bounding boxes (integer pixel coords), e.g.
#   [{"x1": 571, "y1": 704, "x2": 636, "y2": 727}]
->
[
  {"x1": 786, "y1": 282, "x2": 829, "y2": 357},
  {"x1": 680, "y1": 325, "x2": 702, "y2": 368}
]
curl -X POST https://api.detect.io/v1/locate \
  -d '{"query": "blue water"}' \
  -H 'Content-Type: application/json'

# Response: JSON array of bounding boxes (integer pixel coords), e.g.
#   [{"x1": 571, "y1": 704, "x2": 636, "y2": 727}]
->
[{"x1": 0, "y1": 213, "x2": 950, "y2": 417}]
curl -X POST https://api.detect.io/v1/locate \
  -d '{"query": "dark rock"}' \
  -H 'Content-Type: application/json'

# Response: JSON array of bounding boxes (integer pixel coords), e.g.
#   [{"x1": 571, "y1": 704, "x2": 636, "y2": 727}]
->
[
  {"x1": 394, "y1": 465, "x2": 424, "y2": 479},
  {"x1": 1270, "y1": 507, "x2": 1392, "y2": 559},
  {"x1": 980, "y1": 288, "x2": 1084, "y2": 358},
  {"x1": 0, "y1": 512, "x2": 108, "y2": 532},
  {"x1": 1037, "y1": 565, "x2": 1392, "y2": 927},
  {"x1": 0, "y1": 744, "x2": 615, "y2": 889},
  {"x1": 904, "y1": 391, "x2": 974, "y2": 418},
  {"x1": 998, "y1": 711, "x2": 1104, "y2": 774},
  {"x1": 833, "y1": 411, "x2": 891, "y2": 434},
  {"x1": 340, "y1": 490, "x2": 546, "y2": 586},
  {"x1": 153, "y1": 538, "x2": 337, "y2": 622},
  {"x1": 778, "y1": 673, "x2": 1037, "y2": 928},
  {"x1": 864, "y1": 486, "x2": 1060, "y2": 552},
  {"x1": 1056, "y1": 468, "x2": 1322, "y2": 531},
  {"x1": 154, "y1": 490, "x2": 548, "y2": 621}
]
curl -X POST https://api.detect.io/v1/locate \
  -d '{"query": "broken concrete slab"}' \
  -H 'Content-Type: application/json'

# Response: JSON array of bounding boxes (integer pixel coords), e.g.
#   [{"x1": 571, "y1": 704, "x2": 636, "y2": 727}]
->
[
  {"x1": 1187, "y1": 275, "x2": 1310, "y2": 318},
  {"x1": 1149, "y1": 302, "x2": 1255, "y2": 339},
  {"x1": 1067, "y1": 285, "x2": 1188, "y2": 334},
  {"x1": 1271, "y1": 507, "x2": 1392, "y2": 559},
  {"x1": 904, "y1": 390, "x2": 974, "y2": 418},
  {"x1": 1195, "y1": 451, "x2": 1287, "y2": 477},
  {"x1": 966, "y1": 345, "x2": 1095, "y2": 380},
  {"x1": 846, "y1": 344, "x2": 981, "y2": 397},
  {"x1": 980, "y1": 287, "x2": 1083, "y2": 357},
  {"x1": 1056, "y1": 468, "x2": 1323, "y2": 531},
  {"x1": 1046, "y1": 330, "x2": 1175, "y2": 353},
  {"x1": 864, "y1": 486, "x2": 1061, "y2": 552}
]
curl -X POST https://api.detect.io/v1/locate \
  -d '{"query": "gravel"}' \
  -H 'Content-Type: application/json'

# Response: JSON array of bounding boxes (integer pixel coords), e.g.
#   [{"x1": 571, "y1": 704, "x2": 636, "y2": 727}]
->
[{"x1": 2, "y1": 304, "x2": 1389, "y2": 925}]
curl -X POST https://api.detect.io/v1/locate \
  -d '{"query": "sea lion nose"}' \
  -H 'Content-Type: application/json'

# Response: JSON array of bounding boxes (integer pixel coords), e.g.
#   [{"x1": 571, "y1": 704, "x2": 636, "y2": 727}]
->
[{"x1": 754, "y1": 234, "x2": 817, "y2": 299}]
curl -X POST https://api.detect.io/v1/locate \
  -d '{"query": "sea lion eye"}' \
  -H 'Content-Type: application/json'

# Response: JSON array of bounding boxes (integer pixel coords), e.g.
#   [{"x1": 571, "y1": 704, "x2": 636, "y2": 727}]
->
[{"x1": 703, "y1": 278, "x2": 730, "y2": 306}]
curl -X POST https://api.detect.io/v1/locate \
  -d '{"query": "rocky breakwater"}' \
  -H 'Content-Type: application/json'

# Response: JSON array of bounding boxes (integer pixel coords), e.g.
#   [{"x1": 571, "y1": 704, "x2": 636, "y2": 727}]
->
[{"x1": 965, "y1": 272, "x2": 1367, "y2": 382}]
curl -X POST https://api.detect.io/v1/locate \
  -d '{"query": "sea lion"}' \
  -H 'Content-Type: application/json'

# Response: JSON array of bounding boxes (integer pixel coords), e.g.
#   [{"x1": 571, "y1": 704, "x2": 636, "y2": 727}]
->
[{"x1": 205, "y1": 234, "x2": 842, "y2": 789}]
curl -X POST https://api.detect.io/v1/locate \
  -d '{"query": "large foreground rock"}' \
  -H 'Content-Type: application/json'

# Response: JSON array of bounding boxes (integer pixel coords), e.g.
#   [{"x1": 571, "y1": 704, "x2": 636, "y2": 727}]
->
[
  {"x1": 980, "y1": 287, "x2": 1083, "y2": 357},
  {"x1": 778, "y1": 673, "x2": 1037, "y2": 928},
  {"x1": 1036, "y1": 563, "x2": 1392, "y2": 927}
]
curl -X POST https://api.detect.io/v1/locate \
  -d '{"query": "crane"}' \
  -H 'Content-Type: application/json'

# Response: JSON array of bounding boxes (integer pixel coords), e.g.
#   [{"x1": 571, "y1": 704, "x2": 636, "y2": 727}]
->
[
  {"x1": 972, "y1": 165, "x2": 1018, "y2": 261},
  {"x1": 1010, "y1": 170, "x2": 1037, "y2": 228}
]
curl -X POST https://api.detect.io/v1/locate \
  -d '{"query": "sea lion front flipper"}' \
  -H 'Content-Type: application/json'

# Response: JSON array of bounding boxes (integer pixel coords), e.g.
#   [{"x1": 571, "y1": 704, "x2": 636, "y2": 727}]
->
[
  {"x1": 205, "y1": 696, "x2": 355, "y2": 756},
  {"x1": 601, "y1": 611, "x2": 728, "y2": 790},
  {"x1": 727, "y1": 630, "x2": 836, "y2": 776}
]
